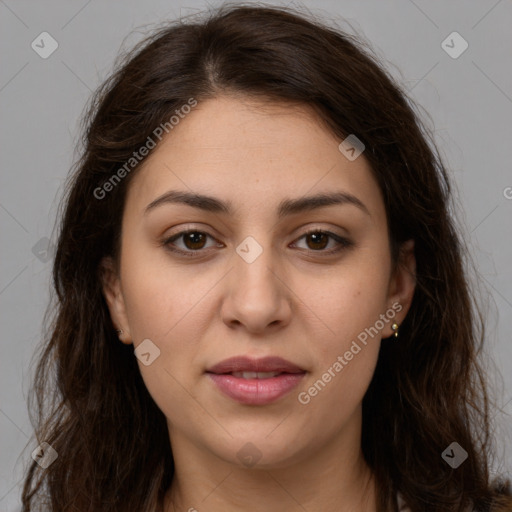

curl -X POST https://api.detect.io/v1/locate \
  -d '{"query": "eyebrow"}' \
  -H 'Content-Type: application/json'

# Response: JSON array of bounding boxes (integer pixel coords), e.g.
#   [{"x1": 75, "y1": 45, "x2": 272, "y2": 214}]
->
[{"x1": 144, "y1": 190, "x2": 370, "y2": 218}]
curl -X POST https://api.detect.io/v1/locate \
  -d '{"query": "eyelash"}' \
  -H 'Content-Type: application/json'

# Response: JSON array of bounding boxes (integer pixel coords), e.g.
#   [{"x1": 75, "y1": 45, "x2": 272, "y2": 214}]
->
[{"x1": 161, "y1": 228, "x2": 354, "y2": 258}]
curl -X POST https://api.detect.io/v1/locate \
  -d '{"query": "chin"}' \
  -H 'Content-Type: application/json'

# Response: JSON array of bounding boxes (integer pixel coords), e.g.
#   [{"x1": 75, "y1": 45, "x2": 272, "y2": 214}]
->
[{"x1": 207, "y1": 430, "x2": 311, "y2": 470}]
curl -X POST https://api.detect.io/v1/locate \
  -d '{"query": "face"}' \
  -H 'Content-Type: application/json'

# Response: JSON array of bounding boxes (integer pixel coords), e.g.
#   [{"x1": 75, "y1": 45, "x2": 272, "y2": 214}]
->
[{"x1": 102, "y1": 95, "x2": 415, "y2": 469}]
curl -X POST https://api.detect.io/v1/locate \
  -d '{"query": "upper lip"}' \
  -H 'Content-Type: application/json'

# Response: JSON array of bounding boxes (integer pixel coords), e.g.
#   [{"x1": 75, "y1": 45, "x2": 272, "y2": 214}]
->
[{"x1": 206, "y1": 356, "x2": 305, "y2": 374}]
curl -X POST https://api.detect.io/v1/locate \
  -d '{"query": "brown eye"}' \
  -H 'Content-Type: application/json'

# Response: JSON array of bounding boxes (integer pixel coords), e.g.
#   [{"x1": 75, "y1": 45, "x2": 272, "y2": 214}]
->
[
  {"x1": 162, "y1": 228, "x2": 353, "y2": 259},
  {"x1": 305, "y1": 232, "x2": 329, "y2": 250},
  {"x1": 162, "y1": 230, "x2": 221, "y2": 256},
  {"x1": 292, "y1": 230, "x2": 354, "y2": 254},
  {"x1": 182, "y1": 231, "x2": 207, "y2": 250}
]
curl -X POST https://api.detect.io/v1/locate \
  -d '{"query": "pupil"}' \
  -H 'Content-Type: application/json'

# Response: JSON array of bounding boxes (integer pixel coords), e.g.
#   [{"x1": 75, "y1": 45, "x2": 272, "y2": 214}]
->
[
  {"x1": 186, "y1": 232, "x2": 205, "y2": 249},
  {"x1": 309, "y1": 233, "x2": 327, "y2": 250}
]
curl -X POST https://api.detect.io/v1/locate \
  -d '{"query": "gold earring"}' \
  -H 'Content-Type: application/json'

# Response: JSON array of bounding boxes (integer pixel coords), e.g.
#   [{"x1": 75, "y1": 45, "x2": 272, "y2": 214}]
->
[{"x1": 391, "y1": 323, "x2": 399, "y2": 339}]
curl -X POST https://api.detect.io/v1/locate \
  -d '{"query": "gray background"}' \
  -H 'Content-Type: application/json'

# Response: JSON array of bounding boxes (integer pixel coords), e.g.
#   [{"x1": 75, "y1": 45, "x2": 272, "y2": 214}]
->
[{"x1": 1, "y1": 0, "x2": 511, "y2": 509}]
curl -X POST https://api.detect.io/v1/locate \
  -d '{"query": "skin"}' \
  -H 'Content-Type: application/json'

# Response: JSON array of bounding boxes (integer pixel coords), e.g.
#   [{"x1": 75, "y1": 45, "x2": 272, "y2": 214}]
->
[{"x1": 101, "y1": 94, "x2": 416, "y2": 512}]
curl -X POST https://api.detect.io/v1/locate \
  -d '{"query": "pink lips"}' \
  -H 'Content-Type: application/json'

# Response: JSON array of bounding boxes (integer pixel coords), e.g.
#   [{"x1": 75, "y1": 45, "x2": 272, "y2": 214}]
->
[{"x1": 206, "y1": 356, "x2": 306, "y2": 405}]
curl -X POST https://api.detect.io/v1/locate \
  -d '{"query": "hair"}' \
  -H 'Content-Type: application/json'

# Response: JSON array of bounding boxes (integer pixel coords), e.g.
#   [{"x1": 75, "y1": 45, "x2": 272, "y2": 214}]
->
[{"x1": 20, "y1": 3, "x2": 511, "y2": 511}]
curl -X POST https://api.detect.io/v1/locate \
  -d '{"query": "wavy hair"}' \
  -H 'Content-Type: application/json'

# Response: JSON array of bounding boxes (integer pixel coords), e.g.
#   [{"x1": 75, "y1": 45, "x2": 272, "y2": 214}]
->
[{"x1": 21, "y1": 3, "x2": 511, "y2": 511}]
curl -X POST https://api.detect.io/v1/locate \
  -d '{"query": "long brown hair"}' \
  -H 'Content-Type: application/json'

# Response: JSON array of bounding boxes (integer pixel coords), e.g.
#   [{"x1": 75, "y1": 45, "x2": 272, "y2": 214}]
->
[{"x1": 21, "y1": 3, "x2": 511, "y2": 511}]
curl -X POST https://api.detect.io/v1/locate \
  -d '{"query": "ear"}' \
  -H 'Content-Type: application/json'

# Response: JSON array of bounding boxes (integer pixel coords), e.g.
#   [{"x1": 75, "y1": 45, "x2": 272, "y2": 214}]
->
[
  {"x1": 99, "y1": 256, "x2": 132, "y2": 344},
  {"x1": 383, "y1": 239, "x2": 416, "y2": 338}
]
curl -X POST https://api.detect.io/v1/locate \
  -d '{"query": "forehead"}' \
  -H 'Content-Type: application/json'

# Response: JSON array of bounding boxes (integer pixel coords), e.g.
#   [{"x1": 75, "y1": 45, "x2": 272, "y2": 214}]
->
[{"x1": 124, "y1": 95, "x2": 385, "y2": 221}]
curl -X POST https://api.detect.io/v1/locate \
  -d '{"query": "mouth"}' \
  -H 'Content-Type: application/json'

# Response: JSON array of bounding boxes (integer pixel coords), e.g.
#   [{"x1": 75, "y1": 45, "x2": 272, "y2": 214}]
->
[
  {"x1": 206, "y1": 355, "x2": 305, "y2": 375},
  {"x1": 228, "y1": 371, "x2": 292, "y2": 379},
  {"x1": 206, "y1": 356, "x2": 306, "y2": 405}
]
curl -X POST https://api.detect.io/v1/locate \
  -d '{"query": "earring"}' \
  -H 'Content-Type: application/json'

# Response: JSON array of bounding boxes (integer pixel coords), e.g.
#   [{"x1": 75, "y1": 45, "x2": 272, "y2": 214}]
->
[
  {"x1": 391, "y1": 323, "x2": 399, "y2": 339},
  {"x1": 116, "y1": 329, "x2": 123, "y2": 337}
]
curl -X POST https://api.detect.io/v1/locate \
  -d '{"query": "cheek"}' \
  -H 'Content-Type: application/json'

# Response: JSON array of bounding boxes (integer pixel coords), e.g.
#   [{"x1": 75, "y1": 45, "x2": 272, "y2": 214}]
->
[
  {"x1": 118, "y1": 249, "x2": 207, "y2": 421},
  {"x1": 120, "y1": 241, "x2": 208, "y2": 341},
  {"x1": 119, "y1": 244, "x2": 215, "y2": 409},
  {"x1": 303, "y1": 286, "x2": 384, "y2": 407},
  {"x1": 295, "y1": 274, "x2": 386, "y2": 427},
  {"x1": 303, "y1": 261, "x2": 390, "y2": 359},
  {"x1": 294, "y1": 245, "x2": 391, "y2": 414}
]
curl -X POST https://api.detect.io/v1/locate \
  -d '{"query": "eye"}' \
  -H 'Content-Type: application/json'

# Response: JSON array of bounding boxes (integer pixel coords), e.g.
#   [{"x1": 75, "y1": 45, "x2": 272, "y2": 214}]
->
[
  {"x1": 162, "y1": 230, "x2": 222, "y2": 256},
  {"x1": 161, "y1": 228, "x2": 353, "y2": 258},
  {"x1": 291, "y1": 229, "x2": 353, "y2": 254}
]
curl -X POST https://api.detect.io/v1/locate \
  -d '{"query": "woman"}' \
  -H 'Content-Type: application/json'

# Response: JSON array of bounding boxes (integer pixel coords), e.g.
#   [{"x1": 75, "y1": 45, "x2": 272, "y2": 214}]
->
[{"x1": 21, "y1": 4, "x2": 511, "y2": 511}]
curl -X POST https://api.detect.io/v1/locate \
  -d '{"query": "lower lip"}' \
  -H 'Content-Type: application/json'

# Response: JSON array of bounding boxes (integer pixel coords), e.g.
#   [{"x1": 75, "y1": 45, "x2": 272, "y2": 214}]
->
[{"x1": 207, "y1": 372, "x2": 305, "y2": 405}]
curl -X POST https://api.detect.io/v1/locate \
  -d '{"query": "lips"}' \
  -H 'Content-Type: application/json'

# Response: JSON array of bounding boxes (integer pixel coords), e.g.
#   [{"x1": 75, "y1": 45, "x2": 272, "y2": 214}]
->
[
  {"x1": 230, "y1": 371, "x2": 283, "y2": 379},
  {"x1": 206, "y1": 356, "x2": 306, "y2": 405},
  {"x1": 206, "y1": 356, "x2": 305, "y2": 375}
]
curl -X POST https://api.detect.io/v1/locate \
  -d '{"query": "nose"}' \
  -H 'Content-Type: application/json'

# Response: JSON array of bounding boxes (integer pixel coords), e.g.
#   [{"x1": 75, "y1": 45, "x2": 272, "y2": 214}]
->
[{"x1": 220, "y1": 239, "x2": 292, "y2": 334}]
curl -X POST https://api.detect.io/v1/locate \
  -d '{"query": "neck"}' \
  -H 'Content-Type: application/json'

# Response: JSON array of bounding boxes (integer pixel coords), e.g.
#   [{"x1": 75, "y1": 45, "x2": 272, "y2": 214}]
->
[{"x1": 163, "y1": 411, "x2": 377, "y2": 512}]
